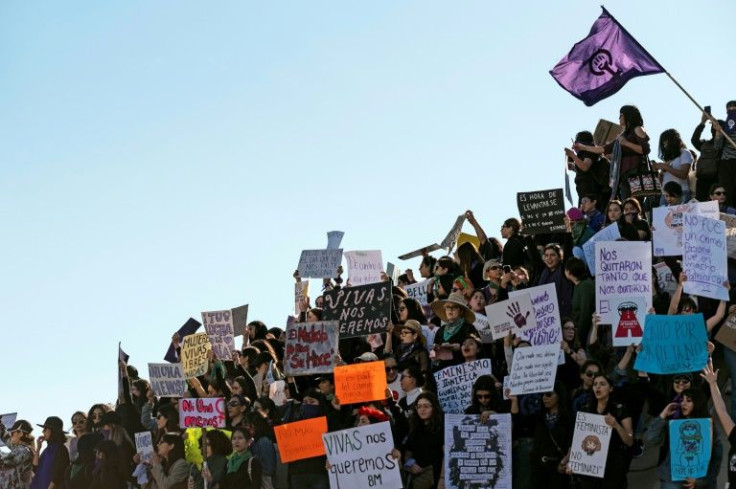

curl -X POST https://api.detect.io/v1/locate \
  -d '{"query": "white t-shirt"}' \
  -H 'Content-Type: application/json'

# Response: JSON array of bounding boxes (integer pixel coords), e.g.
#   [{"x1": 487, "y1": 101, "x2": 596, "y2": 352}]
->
[{"x1": 661, "y1": 148, "x2": 693, "y2": 192}]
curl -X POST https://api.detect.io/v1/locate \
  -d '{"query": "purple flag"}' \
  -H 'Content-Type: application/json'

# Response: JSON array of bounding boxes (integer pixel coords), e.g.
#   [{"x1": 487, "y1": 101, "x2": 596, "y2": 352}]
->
[{"x1": 550, "y1": 8, "x2": 664, "y2": 106}]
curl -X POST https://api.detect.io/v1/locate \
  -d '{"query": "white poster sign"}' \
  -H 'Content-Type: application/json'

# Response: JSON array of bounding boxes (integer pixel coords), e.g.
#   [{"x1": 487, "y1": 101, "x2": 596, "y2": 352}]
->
[
  {"x1": 683, "y1": 214, "x2": 729, "y2": 301},
  {"x1": 485, "y1": 294, "x2": 534, "y2": 341},
  {"x1": 568, "y1": 412, "x2": 613, "y2": 478},
  {"x1": 509, "y1": 284, "x2": 561, "y2": 345},
  {"x1": 508, "y1": 344, "x2": 559, "y2": 395},
  {"x1": 652, "y1": 201, "x2": 719, "y2": 256},
  {"x1": 344, "y1": 250, "x2": 384, "y2": 286},
  {"x1": 583, "y1": 222, "x2": 621, "y2": 274}
]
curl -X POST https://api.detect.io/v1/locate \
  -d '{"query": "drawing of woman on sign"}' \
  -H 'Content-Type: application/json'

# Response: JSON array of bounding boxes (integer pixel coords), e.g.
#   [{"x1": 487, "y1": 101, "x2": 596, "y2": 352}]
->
[{"x1": 676, "y1": 421, "x2": 703, "y2": 469}]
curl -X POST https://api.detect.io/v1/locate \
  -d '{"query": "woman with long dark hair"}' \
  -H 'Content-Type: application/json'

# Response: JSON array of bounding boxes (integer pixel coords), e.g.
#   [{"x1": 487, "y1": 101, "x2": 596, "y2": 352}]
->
[
  {"x1": 565, "y1": 130, "x2": 610, "y2": 208},
  {"x1": 245, "y1": 413, "x2": 277, "y2": 489},
  {"x1": 384, "y1": 320, "x2": 430, "y2": 375},
  {"x1": 654, "y1": 128, "x2": 693, "y2": 204},
  {"x1": 574, "y1": 105, "x2": 651, "y2": 200},
  {"x1": 221, "y1": 427, "x2": 262, "y2": 489},
  {"x1": 150, "y1": 433, "x2": 188, "y2": 489},
  {"x1": 455, "y1": 241, "x2": 488, "y2": 290},
  {"x1": 190, "y1": 429, "x2": 232, "y2": 489},
  {"x1": 530, "y1": 382, "x2": 573, "y2": 489},
  {"x1": 402, "y1": 392, "x2": 445, "y2": 489},
  {"x1": 67, "y1": 411, "x2": 87, "y2": 461},
  {"x1": 89, "y1": 440, "x2": 127, "y2": 489},
  {"x1": 464, "y1": 375, "x2": 504, "y2": 418}
]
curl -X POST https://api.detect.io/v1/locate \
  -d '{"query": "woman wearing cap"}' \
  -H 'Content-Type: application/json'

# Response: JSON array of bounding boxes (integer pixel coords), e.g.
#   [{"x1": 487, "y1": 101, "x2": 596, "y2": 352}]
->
[
  {"x1": 0, "y1": 420, "x2": 34, "y2": 489},
  {"x1": 430, "y1": 292, "x2": 477, "y2": 369},
  {"x1": 384, "y1": 320, "x2": 430, "y2": 376},
  {"x1": 30, "y1": 416, "x2": 70, "y2": 489}
]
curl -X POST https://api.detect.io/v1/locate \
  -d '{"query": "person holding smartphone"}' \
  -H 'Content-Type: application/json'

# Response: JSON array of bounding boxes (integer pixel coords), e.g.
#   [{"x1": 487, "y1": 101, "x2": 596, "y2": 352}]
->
[{"x1": 714, "y1": 101, "x2": 736, "y2": 206}]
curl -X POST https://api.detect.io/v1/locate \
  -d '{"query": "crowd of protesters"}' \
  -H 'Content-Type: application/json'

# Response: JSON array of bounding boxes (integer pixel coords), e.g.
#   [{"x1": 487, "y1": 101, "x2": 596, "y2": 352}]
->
[{"x1": 4, "y1": 102, "x2": 736, "y2": 489}]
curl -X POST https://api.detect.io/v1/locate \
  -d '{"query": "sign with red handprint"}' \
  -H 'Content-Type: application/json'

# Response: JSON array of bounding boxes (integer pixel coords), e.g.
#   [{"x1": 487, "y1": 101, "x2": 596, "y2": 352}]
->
[{"x1": 484, "y1": 294, "x2": 534, "y2": 340}]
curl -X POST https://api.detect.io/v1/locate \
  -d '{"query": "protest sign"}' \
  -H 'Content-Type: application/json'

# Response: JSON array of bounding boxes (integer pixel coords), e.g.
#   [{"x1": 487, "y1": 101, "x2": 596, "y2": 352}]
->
[
  {"x1": 118, "y1": 342, "x2": 129, "y2": 400},
  {"x1": 0, "y1": 413, "x2": 17, "y2": 448},
  {"x1": 669, "y1": 418, "x2": 712, "y2": 481},
  {"x1": 297, "y1": 249, "x2": 343, "y2": 279},
  {"x1": 322, "y1": 282, "x2": 392, "y2": 338},
  {"x1": 472, "y1": 313, "x2": 493, "y2": 343},
  {"x1": 404, "y1": 279, "x2": 430, "y2": 307},
  {"x1": 568, "y1": 412, "x2": 613, "y2": 478},
  {"x1": 508, "y1": 344, "x2": 559, "y2": 395},
  {"x1": 148, "y1": 362, "x2": 187, "y2": 397},
  {"x1": 322, "y1": 422, "x2": 402, "y2": 489},
  {"x1": 485, "y1": 294, "x2": 534, "y2": 341},
  {"x1": 274, "y1": 417, "x2": 328, "y2": 463},
  {"x1": 434, "y1": 359, "x2": 492, "y2": 414},
  {"x1": 654, "y1": 261, "x2": 678, "y2": 296},
  {"x1": 720, "y1": 213, "x2": 736, "y2": 259},
  {"x1": 344, "y1": 250, "x2": 384, "y2": 286},
  {"x1": 440, "y1": 214, "x2": 467, "y2": 250},
  {"x1": 180, "y1": 332, "x2": 211, "y2": 378},
  {"x1": 165, "y1": 318, "x2": 201, "y2": 362},
  {"x1": 386, "y1": 262, "x2": 401, "y2": 286},
  {"x1": 284, "y1": 321, "x2": 339, "y2": 376},
  {"x1": 683, "y1": 214, "x2": 729, "y2": 301},
  {"x1": 269, "y1": 380, "x2": 288, "y2": 406},
  {"x1": 517, "y1": 189, "x2": 566, "y2": 235},
  {"x1": 134, "y1": 431, "x2": 154, "y2": 463},
  {"x1": 582, "y1": 222, "x2": 621, "y2": 274},
  {"x1": 444, "y1": 414, "x2": 512, "y2": 489},
  {"x1": 334, "y1": 361, "x2": 387, "y2": 405},
  {"x1": 594, "y1": 241, "x2": 652, "y2": 346},
  {"x1": 457, "y1": 233, "x2": 480, "y2": 249},
  {"x1": 593, "y1": 118, "x2": 623, "y2": 146},
  {"x1": 179, "y1": 398, "x2": 226, "y2": 429},
  {"x1": 201, "y1": 310, "x2": 236, "y2": 361},
  {"x1": 398, "y1": 244, "x2": 442, "y2": 261},
  {"x1": 652, "y1": 201, "x2": 718, "y2": 256},
  {"x1": 715, "y1": 313, "x2": 736, "y2": 352},
  {"x1": 634, "y1": 314, "x2": 709, "y2": 374},
  {"x1": 294, "y1": 281, "x2": 309, "y2": 316},
  {"x1": 327, "y1": 231, "x2": 344, "y2": 250},
  {"x1": 231, "y1": 304, "x2": 249, "y2": 337},
  {"x1": 509, "y1": 284, "x2": 561, "y2": 345}
]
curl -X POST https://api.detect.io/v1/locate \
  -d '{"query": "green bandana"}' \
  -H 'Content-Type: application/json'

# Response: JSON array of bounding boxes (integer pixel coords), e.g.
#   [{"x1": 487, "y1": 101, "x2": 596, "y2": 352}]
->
[
  {"x1": 443, "y1": 318, "x2": 465, "y2": 342},
  {"x1": 226, "y1": 449, "x2": 252, "y2": 474}
]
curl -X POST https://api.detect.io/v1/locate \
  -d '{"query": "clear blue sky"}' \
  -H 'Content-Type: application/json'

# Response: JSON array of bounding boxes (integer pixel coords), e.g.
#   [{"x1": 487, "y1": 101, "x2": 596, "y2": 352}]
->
[{"x1": 1, "y1": 1, "x2": 733, "y2": 430}]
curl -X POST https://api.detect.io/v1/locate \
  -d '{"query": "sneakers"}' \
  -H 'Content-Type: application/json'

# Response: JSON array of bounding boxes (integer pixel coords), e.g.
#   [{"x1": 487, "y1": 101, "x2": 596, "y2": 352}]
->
[{"x1": 630, "y1": 438, "x2": 645, "y2": 458}]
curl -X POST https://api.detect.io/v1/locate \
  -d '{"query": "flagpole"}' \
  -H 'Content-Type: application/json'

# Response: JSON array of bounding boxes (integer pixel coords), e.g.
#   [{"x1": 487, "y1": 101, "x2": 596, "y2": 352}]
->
[{"x1": 602, "y1": 5, "x2": 736, "y2": 150}]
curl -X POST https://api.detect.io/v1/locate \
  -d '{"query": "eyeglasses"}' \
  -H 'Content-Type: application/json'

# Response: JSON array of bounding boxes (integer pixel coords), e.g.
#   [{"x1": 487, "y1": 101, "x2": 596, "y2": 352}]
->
[
  {"x1": 673, "y1": 379, "x2": 691, "y2": 385},
  {"x1": 584, "y1": 371, "x2": 598, "y2": 378},
  {"x1": 399, "y1": 330, "x2": 414, "y2": 336},
  {"x1": 476, "y1": 394, "x2": 491, "y2": 400},
  {"x1": 488, "y1": 266, "x2": 501, "y2": 271},
  {"x1": 228, "y1": 401, "x2": 242, "y2": 407},
  {"x1": 444, "y1": 305, "x2": 461, "y2": 311},
  {"x1": 385, "y1": 366, "x2": 398, "y2": 372},
  {"x1": 713, "y1": 191, "x2": 726, "y2": 196},
  {"x1": 72, "y1": 418, "x2": 86, "y2": 424}
]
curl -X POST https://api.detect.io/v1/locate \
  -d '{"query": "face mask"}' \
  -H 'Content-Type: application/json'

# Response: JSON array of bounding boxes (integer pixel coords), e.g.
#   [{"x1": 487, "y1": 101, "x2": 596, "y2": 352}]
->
[{"x1": 301, "y1": 404, "x2": 323, "y2": 419}]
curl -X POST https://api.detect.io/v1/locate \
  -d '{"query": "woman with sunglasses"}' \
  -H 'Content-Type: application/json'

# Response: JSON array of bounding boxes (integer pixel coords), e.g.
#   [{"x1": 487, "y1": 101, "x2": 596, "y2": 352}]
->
[
  {"x1": 530, "y1": 382, "x2": 573, "y2": 489},
  {"x1": 226, "y1": 394, "x2": 249, "y2": 430},
  {"x1": 85, "y1": 404, "x2": 110, "y2": 434},
  {"x1": 67, "y1": 412, "x2": 87, "y2": 461},
  {"x1": 709, "y1": 183, "x2": 736, "y2": 214},
  {"x1": 384, "y1": 320, "x2": 430, "y2": 376},
  {"x1": 149, "y1": 433, "x2": 189, "y2": 489},
  {"x1": 0, "y1": 420, "x2": 34, "y2": 489},
  {"x1": 645, "y1": 385, "x2": 720, "y2": 489},
  {"x1": 465, "y1": 375, "x2": 505, "y2": 419},
  {"x1": 570, "y1": 360, "x2": 603, "y2": 416}
]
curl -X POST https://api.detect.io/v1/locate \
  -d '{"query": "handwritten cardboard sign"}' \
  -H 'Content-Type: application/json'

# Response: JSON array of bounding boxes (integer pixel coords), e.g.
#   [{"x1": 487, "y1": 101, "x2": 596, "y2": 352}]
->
[
  {"x1": 652, "y1": 201, "x2": 718, "y2": 256},
  {"x1": 274, "y1": 417, "x2": 328, "y2": 463},
  {"x1": 322, "y1": 282, "x2": 392, "y2": 338},
  {"x1": 180, "y1": 332, "x2": 212, "y2": 379},
  {"x1": 715, "y1": 313, "x2": 736, "y2": 352},
  {"x1": 231, "y1": 304, "x2": 249, "y2": 337},
  {"x1": 472, "y1": 313, "x2": 493, "y2": 344},
  {"x1": 444, "y1": 414, "x2": 512, "y2": 489},
  {"x1": 297, "y1": 249, "x2": 343, "y2": 279},
  {"x1": 284, "y1": 321, "x2": 339, "y2": 376},
  {"x1": 179, "y1": 398, "x2": 226, "y2": 429},
  {"x1": 148, "y1": 362, "x2": 187, "y2": 397},
  {"x1": 334, "y1": 361, "x2": 387, "y2": 405},
  {"x1": 568, "y1": 412, "x2": 612, "y2": 478},
  {"x1": 669, "y1": 418, "x2": 712, "y2": 481},
  {"x1": 404, "y1": 279, "x2": 430, "y2": 307},
  {"x1": 508, "y1": 344, "x2": 559, "y2": 395},
  {"x1": 201, "y1": 310, "x2": 237, "y2": 361},
  {"x1": 0, "y1": 413, "x2": 17, "y2": 448},
  {"x1": 344, "y1": 250, "x2": 384, "y2": 286},
  {"x1": 322, "y1": 422, "x2": 402, "y2": 489},
  {"x1": 593, "y1": 118, "x2": 623, "y2": 146},
  {"x1": 517, "y1": 189, "x2": 566, "y2": 235},
  {"x1": 509, "y1": 284, "x2": 561, "y2": 346},
  {"x1": 683, "y1": 214, "x2": 729, "y2": 301},
  {"x1": 485, "y1": 294, "x2": 534, "y2": 341},
  {"x1": 582, "y1": 222, "x2": 621, "y2": 274},
  {"x1": 294, "y1": 282, "x2": 309, "y2": 316},
  {"x1": 134, "y1": 431, "x2": 155, "y2": 463},
  {"x1": 594, "y1": 241, "x2": 652, "y2": 347},
  {"x1": 434, "y1": 359, "x2": 492, "y2": 414},
  {"x1": 634, "y1": 314, "x2": 709, "y2": 374},
  {"x1": 654, "y1": 261, "x2": 678, "y2": 296},
  {"x1": 440, "y1": 214, "x2": 467, "y2": 250}
]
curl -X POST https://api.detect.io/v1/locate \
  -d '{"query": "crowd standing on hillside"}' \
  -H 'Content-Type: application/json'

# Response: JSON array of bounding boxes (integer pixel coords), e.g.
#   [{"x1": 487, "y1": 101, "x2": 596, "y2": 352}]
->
[{"x1": 5, "y1": 103, "x2": 736, "y2": 489}]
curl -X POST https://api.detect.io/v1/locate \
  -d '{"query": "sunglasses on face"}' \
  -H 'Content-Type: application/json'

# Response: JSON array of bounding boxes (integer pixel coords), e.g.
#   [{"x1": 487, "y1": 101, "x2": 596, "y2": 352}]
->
[
  {"x1": 584, "y1": 371, "x2": 598, "y2": 378},
  {"x1": 73, "y1": 418, "x2": 86, "y2": 424},
  {"x1": 673, "y1": 379, "x2": 690, "y2": 385},
  {"x1": 713, "y1": 191, "x2": 726, "y2": 196},
  {"x1": 228, "y1": 401, "x2": 242, "y2": 407},
  {"x1": 385, "y1": 366, "x2": 398, "y2": 373}
]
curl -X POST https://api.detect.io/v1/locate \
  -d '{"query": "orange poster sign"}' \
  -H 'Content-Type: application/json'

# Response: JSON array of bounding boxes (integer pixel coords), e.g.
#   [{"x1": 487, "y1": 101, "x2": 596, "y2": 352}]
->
[
  {"x1": 274, "y1": 417, "x2": 328, "y2": 463},
  {"x1": 334, "y1": 361, "x2": 387, "y2": 405}
]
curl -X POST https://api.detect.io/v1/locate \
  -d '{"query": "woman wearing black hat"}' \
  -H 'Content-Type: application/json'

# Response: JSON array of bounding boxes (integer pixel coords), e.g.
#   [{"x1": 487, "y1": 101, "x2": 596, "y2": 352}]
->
[
  {"x1": 30, "y1": 416, "x2": 70, "y2": 489},
  {"x1": 0, "y1": 419, "x2": 35, "y2": 489}
]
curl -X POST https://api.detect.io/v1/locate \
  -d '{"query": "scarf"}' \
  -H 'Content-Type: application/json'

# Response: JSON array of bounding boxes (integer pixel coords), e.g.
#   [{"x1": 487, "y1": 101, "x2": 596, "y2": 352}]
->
[
  {"x1": 226, "y1": 450, "x2": 253, "y2": 474},
  {"x1": 443, "y1": 318, "x2": 465, "y2": 342},
  {"x1": 610, "y1": 139, "x2": 622, "y2": 199},
  {"x1": 397, "y1": 341, "x2": 422, "y2": 363},
  {"x1": 571, "y1": 221, "x2": 586, "y2": 244},
  {"x1": 30, "y1": 442, "x2": 61, "y2": 489}
]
